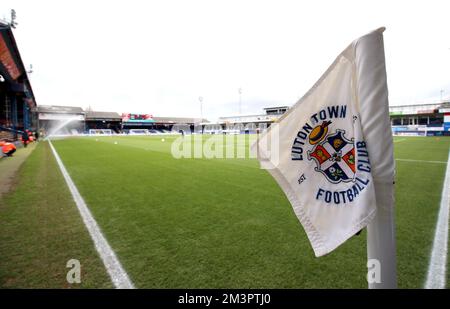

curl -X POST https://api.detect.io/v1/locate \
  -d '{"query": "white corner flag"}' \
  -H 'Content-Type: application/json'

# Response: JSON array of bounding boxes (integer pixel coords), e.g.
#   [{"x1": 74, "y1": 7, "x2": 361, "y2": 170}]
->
[{"x1": 256, "y1": 28, "x2": 396, "y2": 287}]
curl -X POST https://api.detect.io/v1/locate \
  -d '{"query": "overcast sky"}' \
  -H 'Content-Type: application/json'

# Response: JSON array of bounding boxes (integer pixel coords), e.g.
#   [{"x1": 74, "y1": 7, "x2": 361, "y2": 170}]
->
[{"x1": 1, "y1": 0, "x2": 449, "y2": 121}]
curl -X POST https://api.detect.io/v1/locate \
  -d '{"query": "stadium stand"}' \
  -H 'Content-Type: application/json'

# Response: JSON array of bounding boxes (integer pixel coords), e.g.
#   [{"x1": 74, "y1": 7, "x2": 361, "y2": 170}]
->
[
  {"x1": 85, "y1": 111, "x2": 122, "y2": 133},
  {"x1": 33, "y1": 107, "x2": 211, "y2": 136},
  {"x1": 0, "y1": 21, "x2": 37, "y2": 140},
  {"x1": 37, "y1": 105, "x2": 85, "y2": 135},
  {"x1": 0, "y1": 129, "x2": 14, "y2": 140},
  {"x1": 390, "y1": 101, "x2": 450, "y2": 136},
  {"x1": 214, "y1": 103, "x2": 450, "y2": 136},
  {"x1": 218, "y1": 106, "x2": 289, "y2": 128},
  {"x1": 152, "y1": 116, "x2": 208, "y2": 134},
  {"x1": 17, "y1": 100, "x2": 450, "y2": 138},
  {"x1": 122, "y1": 114, "x2": 208, "y2": 134},
  {"x1": 206, "y1": 106, "x2": 290, "y2": 134}
]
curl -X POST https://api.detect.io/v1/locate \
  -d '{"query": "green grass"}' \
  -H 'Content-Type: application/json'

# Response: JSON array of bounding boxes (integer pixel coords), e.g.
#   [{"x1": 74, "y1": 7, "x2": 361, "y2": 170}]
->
[
  {"x1": 37, "y1": 135, "x2": 447, "y2": 288},
  {"x1": 0, "y1": 135, "x2": 448, "y2": 288},
  {"x1": 392, "y1": 137, "x2": 450, "y2": 288},
  {"x1": 0, "y1": 143, "x2": 112, "y2": 288}
]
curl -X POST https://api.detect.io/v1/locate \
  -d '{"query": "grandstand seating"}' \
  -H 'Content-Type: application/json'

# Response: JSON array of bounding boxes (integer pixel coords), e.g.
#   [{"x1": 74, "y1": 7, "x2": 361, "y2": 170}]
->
[{"x1": 0, "y1": 130, "x2": 15, "y2": 141}]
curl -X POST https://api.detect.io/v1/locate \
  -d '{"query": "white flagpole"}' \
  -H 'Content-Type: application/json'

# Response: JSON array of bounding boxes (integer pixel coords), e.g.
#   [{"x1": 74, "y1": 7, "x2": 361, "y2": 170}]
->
[
  {"x1": 367, "y1": 182, "x2": 397, "y2": 288},
  {"x1": 354, "y1": 28, "x2": 397, "y2": 289},
  {"x1": 256, "y1": 126, "x2": 260, "y2": 159}
]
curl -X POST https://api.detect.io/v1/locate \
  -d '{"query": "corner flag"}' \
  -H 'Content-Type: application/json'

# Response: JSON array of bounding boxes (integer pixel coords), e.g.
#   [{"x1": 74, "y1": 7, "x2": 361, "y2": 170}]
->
[{"x1": 255, "y1": 27, "x2": 396, "y2": 279}]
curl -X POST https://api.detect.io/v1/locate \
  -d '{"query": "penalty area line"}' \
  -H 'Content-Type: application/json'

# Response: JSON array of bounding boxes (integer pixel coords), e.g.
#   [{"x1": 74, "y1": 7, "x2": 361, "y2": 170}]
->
[
  {"x1": 424, "y1": 148, "x2": 450, "y2": 289},
  {"x1": 48, "y1": 140, "x2": 135, "y2": 289}
]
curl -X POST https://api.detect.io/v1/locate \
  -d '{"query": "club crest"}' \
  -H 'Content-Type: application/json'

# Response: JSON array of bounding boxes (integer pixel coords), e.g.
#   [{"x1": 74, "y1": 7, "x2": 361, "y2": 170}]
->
[
  {"x1": 290, "y1": 105, "x2": 372, "y2": 205},
  {"x1": 307, "y1": 125, "x2": 355, "y2": 184}
]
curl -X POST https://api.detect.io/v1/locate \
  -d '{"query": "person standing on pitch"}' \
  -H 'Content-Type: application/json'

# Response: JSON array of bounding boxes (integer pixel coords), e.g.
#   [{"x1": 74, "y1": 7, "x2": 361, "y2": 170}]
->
[{"x1": 21, "y1": 130, "x2": 29, "y2": 147}]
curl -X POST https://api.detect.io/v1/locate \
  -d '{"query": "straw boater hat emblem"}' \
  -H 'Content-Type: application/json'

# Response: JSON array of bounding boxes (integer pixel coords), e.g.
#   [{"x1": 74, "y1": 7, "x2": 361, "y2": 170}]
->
[{"x1": 309, "y1": 121, "x2": 332, "y2": 145}]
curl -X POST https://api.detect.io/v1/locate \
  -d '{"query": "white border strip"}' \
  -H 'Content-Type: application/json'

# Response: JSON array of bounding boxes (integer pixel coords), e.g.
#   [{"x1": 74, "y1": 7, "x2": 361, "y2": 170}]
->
[
  {"x1": 425, "y1": 149, "x2": 450, "y2": 289},
  {"x1": 48, "y1": 140, "x2": 135, "y2": 289}
]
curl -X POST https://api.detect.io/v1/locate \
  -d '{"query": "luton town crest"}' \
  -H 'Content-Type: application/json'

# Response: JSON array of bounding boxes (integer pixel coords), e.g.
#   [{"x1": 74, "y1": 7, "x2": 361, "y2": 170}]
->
[
  {"x1": 307, "y1": 121, "x2": 356, "y2": 184},
  {"x1": 290, "y1": 105, "x2": 372, "y2": 205}
]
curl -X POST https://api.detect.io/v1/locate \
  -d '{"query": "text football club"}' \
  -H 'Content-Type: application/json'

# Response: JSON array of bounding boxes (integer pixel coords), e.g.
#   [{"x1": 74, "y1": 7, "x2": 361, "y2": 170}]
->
[{"x1": 290, "y1": 104, "x2": 372, "y2": 205}]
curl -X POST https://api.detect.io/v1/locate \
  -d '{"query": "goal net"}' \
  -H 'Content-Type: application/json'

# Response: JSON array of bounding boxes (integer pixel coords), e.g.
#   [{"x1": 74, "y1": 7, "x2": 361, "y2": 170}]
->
[
  {"x1": 129, "y1": 129, "x2": 149, "y2": 135},
  {"x1": 89, "y1": 129, "x2": 113, "y2": 135}
]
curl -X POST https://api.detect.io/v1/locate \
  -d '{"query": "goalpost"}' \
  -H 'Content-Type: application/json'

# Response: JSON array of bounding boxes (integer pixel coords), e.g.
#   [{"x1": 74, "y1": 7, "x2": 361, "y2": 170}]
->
[
  {"x1": 129, "y1": 129, "x2": 149, "y2": 135},
  {"x1": 89, "y1": 129, "x2": 113, "y2": 135}
]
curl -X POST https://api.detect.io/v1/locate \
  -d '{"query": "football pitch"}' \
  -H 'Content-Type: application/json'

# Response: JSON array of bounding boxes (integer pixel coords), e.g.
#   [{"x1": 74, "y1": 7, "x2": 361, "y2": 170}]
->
[{"x1": 0, "y1": 135, "x2": 449, "y2": 288}]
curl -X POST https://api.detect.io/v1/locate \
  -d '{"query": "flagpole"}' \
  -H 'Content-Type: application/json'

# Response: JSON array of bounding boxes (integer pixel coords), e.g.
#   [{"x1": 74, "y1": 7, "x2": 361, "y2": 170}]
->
[
  {"x1": 353, "y1": 28, "x2": 397, "y2": 289},
  {"x1": 254, "y1": 28, "x2": 397, "y2": 288},
  {"x1": 256, "y1": 126, "x2": 260, "y2": 160},
  {"x1": 367, "y1": 181, "x2": 397, "y2": 288}
]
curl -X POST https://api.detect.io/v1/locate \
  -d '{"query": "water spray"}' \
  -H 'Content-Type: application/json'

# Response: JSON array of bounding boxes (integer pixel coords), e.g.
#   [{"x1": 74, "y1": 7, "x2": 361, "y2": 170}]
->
[{"x1": 44, "y1": 117, "x2": 79, "y2": 141}]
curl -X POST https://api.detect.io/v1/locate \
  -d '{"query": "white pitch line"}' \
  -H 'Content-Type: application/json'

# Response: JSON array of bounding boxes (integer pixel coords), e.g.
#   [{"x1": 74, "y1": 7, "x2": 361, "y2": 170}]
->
[
  {"x1": 425, "y1": 149, "x2": 450, "y2": 289},
  {"x1": 48, "y1": 140, "x2": 135, "y2": 289},
  {"x1": 394, "y1": 139, "x2": 406, "y2": 143},
  {"x1": 396, "y1": 158, "x2": 447, "y2": 164}
]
